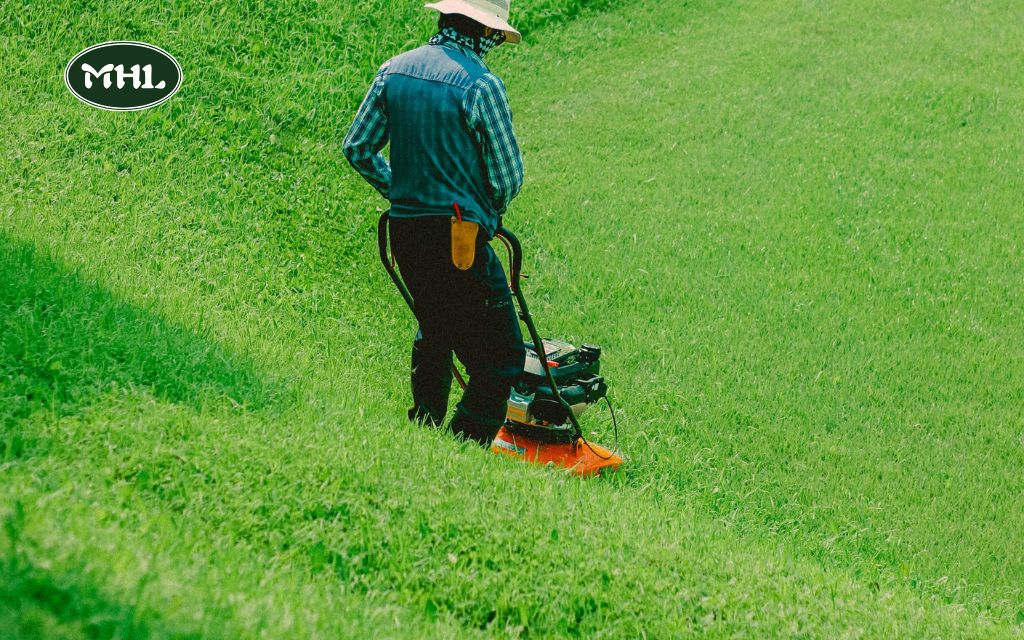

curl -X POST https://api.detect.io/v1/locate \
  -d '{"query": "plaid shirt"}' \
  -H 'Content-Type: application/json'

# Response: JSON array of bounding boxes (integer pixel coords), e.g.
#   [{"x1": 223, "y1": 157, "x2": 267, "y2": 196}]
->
[{"x1": 343, "y1": 28, "x2": 524, "y2": 216}]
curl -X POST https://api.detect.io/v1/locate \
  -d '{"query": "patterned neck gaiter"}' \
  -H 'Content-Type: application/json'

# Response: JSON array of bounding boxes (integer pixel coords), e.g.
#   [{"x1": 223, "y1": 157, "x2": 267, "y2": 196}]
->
[
  {"x1": 430, "y1": 26, "x2": 506, "y2": 58},
  {"x1": 477, "y1": 29, "x2": 507, "y2": 57}
]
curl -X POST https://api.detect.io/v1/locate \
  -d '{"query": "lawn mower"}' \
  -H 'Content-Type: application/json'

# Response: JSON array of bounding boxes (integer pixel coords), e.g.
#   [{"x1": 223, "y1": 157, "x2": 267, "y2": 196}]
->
[{"x1": 377, "y1": 211, "x2": 623, "y2": 475}]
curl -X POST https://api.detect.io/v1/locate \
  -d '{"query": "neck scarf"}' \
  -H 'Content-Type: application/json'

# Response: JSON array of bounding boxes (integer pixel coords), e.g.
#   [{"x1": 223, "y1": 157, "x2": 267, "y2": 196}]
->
[{"x1": 429, "y1": 26, "x2": 506, "y2": 58}]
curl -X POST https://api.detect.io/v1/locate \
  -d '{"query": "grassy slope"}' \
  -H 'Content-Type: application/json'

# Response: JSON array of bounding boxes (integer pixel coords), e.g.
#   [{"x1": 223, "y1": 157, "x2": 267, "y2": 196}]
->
[
  {"x1": 509, "y1": 0, "x2": 1024, "y2": 624},
  {"x1": 2, "y1": 0, "x2": 1023, "y2": 637}
]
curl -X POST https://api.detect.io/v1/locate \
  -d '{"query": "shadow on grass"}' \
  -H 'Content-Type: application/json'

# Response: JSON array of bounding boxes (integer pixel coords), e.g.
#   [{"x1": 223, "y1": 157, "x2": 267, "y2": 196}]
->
[
  {"x1": 0, "y1": 232, "x2": 289, "y2": 460},
  {"x1": 0, "y1": 503, "x2": 204, "y2": 640}
]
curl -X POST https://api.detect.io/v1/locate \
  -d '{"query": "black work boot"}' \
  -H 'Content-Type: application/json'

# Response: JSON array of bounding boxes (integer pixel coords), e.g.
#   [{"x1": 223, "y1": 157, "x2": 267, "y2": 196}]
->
[
  {"x1": 408, "y1": 404, "x2": 443, "y2": 428},
  {"x1": 447, "y1": 405, "x2": 502, "y2": 448}
]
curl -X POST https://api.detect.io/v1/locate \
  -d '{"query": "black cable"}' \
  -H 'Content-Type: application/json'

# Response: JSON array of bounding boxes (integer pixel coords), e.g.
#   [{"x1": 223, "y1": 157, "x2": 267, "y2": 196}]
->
[{"x1": 577, "y1": 395, "x2": 621, "y2": 461}]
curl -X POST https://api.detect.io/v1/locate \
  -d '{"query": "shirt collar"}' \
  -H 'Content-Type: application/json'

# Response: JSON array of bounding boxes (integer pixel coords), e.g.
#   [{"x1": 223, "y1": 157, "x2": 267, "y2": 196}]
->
[{"x1": 429, "y1": 26, "x2": 503, "y2": 62}]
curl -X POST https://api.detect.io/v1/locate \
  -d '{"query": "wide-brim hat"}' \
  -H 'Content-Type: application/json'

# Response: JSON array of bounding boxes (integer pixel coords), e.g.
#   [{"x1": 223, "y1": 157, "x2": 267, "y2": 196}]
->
[{"x1": 425, "y1": 0, "x2": 522, "y2": 44}]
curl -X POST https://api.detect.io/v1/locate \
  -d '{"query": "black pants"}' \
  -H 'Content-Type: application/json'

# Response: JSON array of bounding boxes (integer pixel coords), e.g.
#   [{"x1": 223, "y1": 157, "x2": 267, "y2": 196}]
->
[{"x1": 388, "y1": 215, "x2": 526, "y2": 446}]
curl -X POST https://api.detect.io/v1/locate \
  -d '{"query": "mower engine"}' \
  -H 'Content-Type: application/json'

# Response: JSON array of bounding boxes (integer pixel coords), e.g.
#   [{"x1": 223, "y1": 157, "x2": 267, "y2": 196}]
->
[{"x1": 505, "y1": 339, "x2": 608, "y2": 443}]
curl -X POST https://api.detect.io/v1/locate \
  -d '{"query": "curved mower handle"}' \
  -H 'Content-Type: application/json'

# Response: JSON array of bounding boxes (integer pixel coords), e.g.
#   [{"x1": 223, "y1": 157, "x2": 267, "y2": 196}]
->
[{"x1": 493, "y1": 226, "x2": 524, "y2": 293}]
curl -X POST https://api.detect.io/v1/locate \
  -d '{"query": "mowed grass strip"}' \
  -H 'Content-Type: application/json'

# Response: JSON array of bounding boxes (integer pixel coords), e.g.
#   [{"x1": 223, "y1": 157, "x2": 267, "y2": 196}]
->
[
  {"x1": 2, "y1": 0, "x2": 1022, "y2": 637},
  {"x1": 1, "y1": 373, "x2": 1006, "y2": 638}
]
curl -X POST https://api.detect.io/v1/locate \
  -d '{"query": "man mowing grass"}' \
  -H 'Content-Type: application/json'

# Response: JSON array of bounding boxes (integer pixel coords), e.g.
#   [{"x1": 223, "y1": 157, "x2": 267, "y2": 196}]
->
[{"x1": 343, "y1": 0, "x2": 526, "y2": 447}]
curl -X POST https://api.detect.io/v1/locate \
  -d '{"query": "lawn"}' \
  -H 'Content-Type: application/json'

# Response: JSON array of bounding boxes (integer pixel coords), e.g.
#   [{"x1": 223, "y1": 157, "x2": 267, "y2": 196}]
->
[{"x1": 2, "y1": 0, "x2": 1023, "y2": 637}]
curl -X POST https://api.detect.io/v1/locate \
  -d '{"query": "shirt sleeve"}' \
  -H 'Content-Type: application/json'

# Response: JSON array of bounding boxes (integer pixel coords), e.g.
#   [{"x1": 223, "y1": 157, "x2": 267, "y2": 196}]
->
[
  {"x1": 342, "y1": 62, "x2": 392, "y2": 199},
  {"x1": 466, "y1": 73, "x2": 524, "y2": 216}
]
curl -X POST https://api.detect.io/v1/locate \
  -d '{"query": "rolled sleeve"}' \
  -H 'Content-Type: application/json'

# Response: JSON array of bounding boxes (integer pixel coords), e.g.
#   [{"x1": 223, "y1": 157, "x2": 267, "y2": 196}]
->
[{"x1": 467, "y1": 73, "x2": 524, "y2": 216}]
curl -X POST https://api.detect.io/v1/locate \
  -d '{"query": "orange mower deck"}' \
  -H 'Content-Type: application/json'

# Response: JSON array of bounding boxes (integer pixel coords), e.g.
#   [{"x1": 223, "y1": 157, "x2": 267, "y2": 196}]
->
[{"x1": 491, "y1": 425, "x2": 623, "y2": 476}]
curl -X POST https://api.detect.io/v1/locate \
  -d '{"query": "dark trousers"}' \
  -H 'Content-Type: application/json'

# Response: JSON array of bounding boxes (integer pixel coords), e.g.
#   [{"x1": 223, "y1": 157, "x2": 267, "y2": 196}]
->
[{"x1": 388, "y1": 215, "x2": 526, "y2": 446}]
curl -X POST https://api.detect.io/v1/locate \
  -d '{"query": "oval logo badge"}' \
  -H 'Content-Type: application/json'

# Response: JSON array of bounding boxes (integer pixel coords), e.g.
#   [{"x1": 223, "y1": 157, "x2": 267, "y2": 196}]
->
[{"x1": 65, "y1": 41, "x2": 182, "y2": 111}]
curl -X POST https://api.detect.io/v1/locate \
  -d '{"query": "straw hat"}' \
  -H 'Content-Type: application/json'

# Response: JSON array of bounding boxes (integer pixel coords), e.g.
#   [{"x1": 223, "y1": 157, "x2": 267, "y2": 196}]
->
[{"x1": 424, "y1": 0, "x2": 522, "y2": 44}]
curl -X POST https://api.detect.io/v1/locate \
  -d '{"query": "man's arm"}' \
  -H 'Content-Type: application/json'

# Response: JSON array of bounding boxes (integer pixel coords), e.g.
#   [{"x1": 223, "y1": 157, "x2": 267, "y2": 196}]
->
[
  {"x1": 343, "y1": 63, "x2": 392, "y2": 198},
  {"x1": 467, "y1": 73, "x2": 524, "y2": 216}
]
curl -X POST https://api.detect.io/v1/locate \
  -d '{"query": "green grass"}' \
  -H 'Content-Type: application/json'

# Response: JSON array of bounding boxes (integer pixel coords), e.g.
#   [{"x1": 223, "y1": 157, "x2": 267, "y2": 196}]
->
[{"x1": 3, "y1": 0, "x2": 1024, "y2": 636}]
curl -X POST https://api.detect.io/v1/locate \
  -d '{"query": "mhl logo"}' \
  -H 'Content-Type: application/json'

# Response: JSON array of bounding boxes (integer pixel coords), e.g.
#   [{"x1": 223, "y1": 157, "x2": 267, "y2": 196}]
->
[
  {"x1": 82, "y1": 63, "x2": 167, "y2": 90},
  {"x1": 65, "y1": 41, "x2": 182, "y2": 111}
]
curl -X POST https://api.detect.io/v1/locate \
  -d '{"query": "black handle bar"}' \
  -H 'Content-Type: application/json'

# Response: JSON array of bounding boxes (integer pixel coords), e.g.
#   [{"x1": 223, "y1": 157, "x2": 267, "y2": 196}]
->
[{"x1": 493, "y1": 226, "x2": 523, "y2": 293}]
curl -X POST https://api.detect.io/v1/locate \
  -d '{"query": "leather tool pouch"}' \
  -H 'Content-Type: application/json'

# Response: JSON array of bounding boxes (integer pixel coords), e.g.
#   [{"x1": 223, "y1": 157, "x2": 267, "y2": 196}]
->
[{"x1": 450, "y1": 217, "x2": 479, "y2": 270}]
